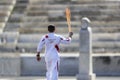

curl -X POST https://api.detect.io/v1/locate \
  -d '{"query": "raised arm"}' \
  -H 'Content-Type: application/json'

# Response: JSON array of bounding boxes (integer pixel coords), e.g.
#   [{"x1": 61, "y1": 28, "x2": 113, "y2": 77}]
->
[{"x1": 60, "y1": 32, "x2": 73, "y2": 44}]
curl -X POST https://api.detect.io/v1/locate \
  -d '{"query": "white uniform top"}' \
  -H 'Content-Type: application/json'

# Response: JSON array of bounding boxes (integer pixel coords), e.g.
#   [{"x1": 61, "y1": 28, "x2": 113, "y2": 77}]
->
[{"x1": 37, "y1": 33, "x2": 71, "y2": 61}]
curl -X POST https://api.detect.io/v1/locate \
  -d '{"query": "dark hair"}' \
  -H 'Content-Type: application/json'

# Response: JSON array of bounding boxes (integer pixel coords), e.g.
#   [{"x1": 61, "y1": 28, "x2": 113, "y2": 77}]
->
[{"x1": 48, "y1": 25, "x2": 55, "y2": 32}]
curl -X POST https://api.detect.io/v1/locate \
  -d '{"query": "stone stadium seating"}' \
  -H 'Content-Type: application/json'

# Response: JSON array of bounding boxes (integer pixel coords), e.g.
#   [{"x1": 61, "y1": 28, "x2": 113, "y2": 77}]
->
[
  {"x1": 0, "y1": 32, "x2": 19, "y2": 52},
  {"x1": 0, "y1": 0, "x2": 120, "y2": 53},
  {"x1": 0, "y1": 0, "x2": 16, "y2": 33},
  {"x1": 4, "y1": 0, "x2": 29, "y2": 32},
  {"x1": 19, "y1": 0, "x2": 49, "y2": 33}
]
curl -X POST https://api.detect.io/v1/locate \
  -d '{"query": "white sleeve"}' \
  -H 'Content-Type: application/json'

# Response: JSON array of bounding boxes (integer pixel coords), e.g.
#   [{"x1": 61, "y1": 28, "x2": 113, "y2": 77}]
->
[
  {"x1": 37, "y1": 36, "x2": 45, "y2": 52},
  {"x1": 60, "y1": 36, "x2": 72, "y2": 44}
]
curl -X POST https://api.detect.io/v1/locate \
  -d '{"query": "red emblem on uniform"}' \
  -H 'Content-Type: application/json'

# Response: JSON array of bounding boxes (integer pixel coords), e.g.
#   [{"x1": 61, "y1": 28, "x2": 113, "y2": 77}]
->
[
  {"x1": 45, "y1": 35, "x2": 48, "y2": 38},
  {"x1": 55, "y1": 45, "x2": 60, "y2": 52}
]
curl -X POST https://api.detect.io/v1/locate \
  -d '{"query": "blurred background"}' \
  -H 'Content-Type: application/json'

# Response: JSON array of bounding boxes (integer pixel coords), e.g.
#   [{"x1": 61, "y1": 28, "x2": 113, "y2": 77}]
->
[{"x1": 0, "y1": 0, "x2": 120, "y2": 78}]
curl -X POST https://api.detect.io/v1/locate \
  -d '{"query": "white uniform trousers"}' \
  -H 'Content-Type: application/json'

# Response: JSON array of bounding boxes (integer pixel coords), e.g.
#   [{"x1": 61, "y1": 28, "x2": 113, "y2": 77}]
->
[{"x1": 46, "y1": 59, "x2": 59, "y2": 80}]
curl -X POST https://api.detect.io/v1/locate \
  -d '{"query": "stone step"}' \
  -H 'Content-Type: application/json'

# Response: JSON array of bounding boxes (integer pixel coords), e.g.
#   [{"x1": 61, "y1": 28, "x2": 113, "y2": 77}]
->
[
  {"x1": 0, "y1": 5, "x2": 14, "y2": 17},
  {"x1": 76, "y1": 0, "x2": 120, "y2": 3},
  {"x1": 93, "y1": 44, "x2": 120, "y2": 53},
  {"x1": 19, "y1": 22, "x2": 120, "y2": 33},
  {"x1": 46, "y1": 4, "x2": 120, "y2": 11},
  {"x1": 0, "y1": 0, "x2": 16, "y2": 5},
  {"x1": 92, "y1": 26, "x2": 120, "y2": 33},
  {"x1": 0, "y1": 22, "x2": 6, "y2": 26},
  {"x1": 20, "y1": 21, "x2": 120, "y2": 28},
  {"x1": 20, "y1": 22, "x2": 80, "y2": 29},
  {"x1": 17, "y1": 35, "x2": 120, "y2": 44},
  {"x1": 4, "y1": 23, "x2": 21, "y2": 32},
  {"x1": 0, "y1": 11, "x2": 10, "y2": 16},
  {"x1": 43, "y1": 0, "x2": 84, "y2": 4},
  {"x1": 18, "y1": 35, "x2": 78, "y2": 43},
  {"x1": 16, "y1": 43, "x2": 37, "y2": 53},
  {"x1": 50, "y1": 21, "x2": 120, "y2": 27},
  {"x1": 21, "y1": 21, "x2": 48, "y2": 28},
  {"x1": 70, "y1": 3, "x2": 120, "y2": 9},
  {"x1": 17, "y1": 39, "x2": 120, "y2": 47},
  {"x1": 22, "y1": 22, "x2": 48, "y2": 28},
  {"x1": 51, "y1": 0, "x2": 120, "y2": 4},
  {"x1": 30, "y1": 36, "x2": 120, "y2": 49},
  {"x1": 93, "y1": 33, "x2": 120, "y2": 41},
  {"x1": 61, "y1": 43, "x2": 120, "y2": 53},
  {"x1": 0, "y1": 16, "x2": 8, "y2": 22},
  {"x1": 17, "y1": 0, "x2": 29, "y2": 4},
  {"x1": 2, "y1": 32, "x2": 120, "y2": 53},
  {"x1": 8, "y1": 17, "x2": 22, "y2": 23},
  {"x1": 30, "y1": 21, "x2": 120, "y2": 27},
  {"x1": 17, "y1": 33, "x2": 120, "y2": 42},
  {"x1": 19, "y1": 33, "x2": 120, "y2": 41},
  {"x1": 20, "y1": 25, "x2": 119, "y2": 34},
  {"x1": 0, "y1": 0, "x2": 16, "y2": 31},
  {"x1": 14, "y1": 3, "x2": 28, "y2": 9},
  {"x1": 26, "y1": 11, "x2": 47, "y2": 16},
  {"x1": 0, "y1": 45, "x2": 17, "y2": 52},
  {"x1": 92, "y1": 43, "x2": 120, "y2": 53},
  {"x1": 48, "y1": 14, "x2": 120, "y2": 22},
  {"x1": 0, "y1": 5, "x2": 13, "y2": 11},
  {"x1": 73, "y1": 9, "x2": 120, "y2": 14},
  {"x1": 48, "y1": 9, "x2": 120, "y2": 16},
  {"x1": 13, "y1": 0, "x2": 28, "y2": 13},
  {"x1": 16, "y1": 41, "x2": 120, "y2": 53},
  {"x1": 48, "y1": 15, "x2": 120, "y2": 22},
  {"x1": 19, "y1": 25, "x2": 78, "y2": 34},
  {"x1": 0, "y1": 22, "x2": 6, "y2": 29},
  {"x1": 13, "y1": 7, "x2": 27, "y2": 13},
  {"x1": 91, "y1": 21, "x2": 120, "y2": 25},
  {"x1": 1, "y1": 32, "x2": 19, "y2": 37},
  {"x1": 27, "y1": 4, "x2": 48, "y2": 10},
  {"x1": 4, "y1": 0, "x2": 27, "y2": 32},
  {"x1": 28, "y1": 5, "x2": 120, "y2": 12},
  {"x1": 18, "y1": 34, "x2": 41, "y2": 43},
  {"x1": 27, "y1": 7, "x2": 48, "y2": 11},
  {"x1": 3, "y1": 43, "x2": 120, "y2": 53},
  {"x1": 48, "y1": 10, "x2": 65, "y2": 18},
  {"x1": 20, "y1": 23, "x2": 48, "y2": 28},
  {"x1": 23, "y1": 16, "x2": 48, "y2": 22},
  {"x1": 10, "y1": 12, "x2": 24, "y2": 18},
  {"x1": 29, "y1": 0, "x2": 49, "y2": 4},
  {"x1": 20, "y1": 23, "x2": 76, "y2": 29},
  {"x1": 0, "y1": 32, "x2": 19, "y2": 44}
]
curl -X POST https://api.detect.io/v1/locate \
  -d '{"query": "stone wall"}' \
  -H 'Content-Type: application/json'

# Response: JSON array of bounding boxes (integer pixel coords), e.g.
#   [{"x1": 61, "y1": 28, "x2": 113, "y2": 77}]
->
[
  {"x1": 20, "y1": 54, "x2": 120, "y2": 76},
  {"x1": 0, "y1": 53, "x2": 21, "y2": 76},
  {"x1": 93, "y1": 55, "x2": 120, "y2": 76},
  {"x1": 0, "y1": 53, "x2": 120, "y2": 76}
]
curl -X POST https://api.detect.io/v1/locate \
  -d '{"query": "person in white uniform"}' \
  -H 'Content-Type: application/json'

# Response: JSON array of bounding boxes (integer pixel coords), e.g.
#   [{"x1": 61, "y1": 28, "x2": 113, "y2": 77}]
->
[{"x1": 36, "y1": 25, "x2": 73, "y2": 80}]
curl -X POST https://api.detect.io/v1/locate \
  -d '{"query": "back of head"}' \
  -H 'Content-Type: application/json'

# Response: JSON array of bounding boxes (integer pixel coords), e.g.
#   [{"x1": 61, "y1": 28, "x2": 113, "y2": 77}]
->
[{"x1": 48, "y1": 25, "x2": 55, "y2": 32}]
